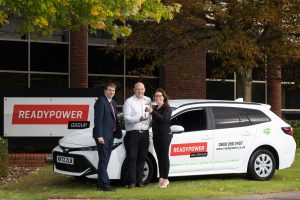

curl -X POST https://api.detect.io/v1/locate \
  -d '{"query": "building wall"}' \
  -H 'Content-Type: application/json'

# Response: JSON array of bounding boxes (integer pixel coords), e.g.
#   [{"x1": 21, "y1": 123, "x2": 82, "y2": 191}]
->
[{"x1": 161, "y1": 48, "x2": 206, "y2": 99}]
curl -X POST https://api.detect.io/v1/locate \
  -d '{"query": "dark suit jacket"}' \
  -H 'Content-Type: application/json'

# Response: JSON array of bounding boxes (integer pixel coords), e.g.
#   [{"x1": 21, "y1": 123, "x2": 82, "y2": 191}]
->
[{"x1": 93, "y1": 96, "x2": 121, "y2": 140}]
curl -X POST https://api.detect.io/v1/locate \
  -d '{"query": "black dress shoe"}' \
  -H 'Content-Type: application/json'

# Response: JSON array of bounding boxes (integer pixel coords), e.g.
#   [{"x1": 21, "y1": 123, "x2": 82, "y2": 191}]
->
[
  {"x1": 127, "y1": 184, "x2": 136, "y2": 189},
  {"x1": 97, "y1": 186, "x2": 115, "y2": 192},
  {"x1": 136, "y1": 183, "x2": 145, "y2": 188},
  {"x1": 103, "y1": 187, "x2": 115, "y2": 192}
]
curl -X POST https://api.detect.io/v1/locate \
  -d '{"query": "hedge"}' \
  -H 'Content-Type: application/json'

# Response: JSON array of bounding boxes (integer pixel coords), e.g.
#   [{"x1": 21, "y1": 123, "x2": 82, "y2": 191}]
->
[{"x1": 0, "y1": 137, "x2": 8, "y2": 177}]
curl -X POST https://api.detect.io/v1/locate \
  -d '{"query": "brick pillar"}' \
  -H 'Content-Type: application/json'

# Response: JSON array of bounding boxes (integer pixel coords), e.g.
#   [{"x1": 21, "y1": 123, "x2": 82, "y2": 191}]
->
[
  {"x1": 267, "y1": 64, "x2": 282, "y2": 117},
  {"x1": 160, "y1": 48, "x2": 206, "y2": 99},
  {"x1": 70, "y1": 26, "x2": 88, "y2": 88}
]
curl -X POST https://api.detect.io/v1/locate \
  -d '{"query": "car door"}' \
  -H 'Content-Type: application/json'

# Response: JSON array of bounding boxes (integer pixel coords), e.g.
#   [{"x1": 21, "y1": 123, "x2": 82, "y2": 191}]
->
[
  {"x1": 169, "y1": 107, "x2": 214, "y2": 174},
  {"x1": 211, "y1": 107, "x2": 257, "y2": 170}
]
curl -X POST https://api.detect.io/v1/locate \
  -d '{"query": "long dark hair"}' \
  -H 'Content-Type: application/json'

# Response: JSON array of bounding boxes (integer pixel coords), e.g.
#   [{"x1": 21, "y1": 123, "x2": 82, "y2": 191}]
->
[{"x1": 155, "y1": 88, "x2": 169, "y2": 105}]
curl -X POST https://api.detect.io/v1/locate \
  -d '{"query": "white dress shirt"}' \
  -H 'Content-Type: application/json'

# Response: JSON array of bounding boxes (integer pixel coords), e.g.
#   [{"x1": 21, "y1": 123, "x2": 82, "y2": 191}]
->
[{"x1": 123, "y1": 95, "x2": 152, "y2": 131}]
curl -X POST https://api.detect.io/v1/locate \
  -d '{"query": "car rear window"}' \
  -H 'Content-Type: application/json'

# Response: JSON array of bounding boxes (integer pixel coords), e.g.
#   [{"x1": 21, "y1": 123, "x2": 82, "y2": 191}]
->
[
  {"x1": 238, "y1": 108, "x2": 271, "y2": 125},
  {"x1": 211, "y1": 107, "x2": 270, "y2": 129}
]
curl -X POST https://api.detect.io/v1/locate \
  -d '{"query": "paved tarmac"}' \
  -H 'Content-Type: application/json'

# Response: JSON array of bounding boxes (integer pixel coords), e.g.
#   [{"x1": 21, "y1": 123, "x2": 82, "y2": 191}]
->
[{"x1": 196, "y1": 191, "x2": 300, "y2": 200}]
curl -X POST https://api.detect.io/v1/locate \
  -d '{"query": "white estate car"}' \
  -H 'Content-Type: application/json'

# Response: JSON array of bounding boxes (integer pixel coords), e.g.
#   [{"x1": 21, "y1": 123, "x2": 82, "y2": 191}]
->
[{"x1": 52, "y1": 99, "x2": 296, "y2": 184}]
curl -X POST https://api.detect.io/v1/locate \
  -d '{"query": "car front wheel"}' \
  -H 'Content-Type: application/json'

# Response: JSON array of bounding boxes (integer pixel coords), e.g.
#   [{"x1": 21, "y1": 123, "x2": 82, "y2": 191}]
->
[{"x1": 247, "y1": 149, "x2": 276, "y2": 181}]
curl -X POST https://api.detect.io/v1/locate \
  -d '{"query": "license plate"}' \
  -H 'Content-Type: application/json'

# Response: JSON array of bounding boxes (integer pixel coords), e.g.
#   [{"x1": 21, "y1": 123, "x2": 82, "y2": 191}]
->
[{"x1": 57, "y1": 155, "x2": 74, "y2": 165}]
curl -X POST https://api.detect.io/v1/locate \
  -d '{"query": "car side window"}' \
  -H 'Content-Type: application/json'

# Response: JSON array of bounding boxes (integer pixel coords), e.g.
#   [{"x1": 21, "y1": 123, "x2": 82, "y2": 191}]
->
[
  {"x1": 171, "y1": 109, "x2": 207, "y2": 132},
  {"x1": 211, "y1": 107, "x2": 241, "y2": 129},
  {"x1": 239, "y1": 108, "x2": 270, "y2": 125}
]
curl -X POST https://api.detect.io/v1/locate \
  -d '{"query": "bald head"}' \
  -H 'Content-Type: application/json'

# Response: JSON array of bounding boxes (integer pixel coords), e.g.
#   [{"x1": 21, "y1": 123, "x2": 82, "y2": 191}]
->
[{"x1": 134, "y1": 82, "x2": 145, "y2": 99}]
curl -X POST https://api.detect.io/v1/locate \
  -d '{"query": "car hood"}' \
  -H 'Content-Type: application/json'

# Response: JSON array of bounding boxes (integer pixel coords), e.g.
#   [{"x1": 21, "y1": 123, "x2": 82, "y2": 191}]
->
[{"x1": 59, "y1": 127, "x2": 95, "y2": 148}]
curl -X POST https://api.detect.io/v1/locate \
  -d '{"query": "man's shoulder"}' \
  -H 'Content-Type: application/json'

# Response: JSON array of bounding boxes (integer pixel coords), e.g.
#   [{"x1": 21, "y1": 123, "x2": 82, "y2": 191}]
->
[
  {"x1": 95, "y1": 96, "x2": 108, "y2": 104},
  {"x1": 124, "y1": 95, "x2": 134, "y2": 103}
]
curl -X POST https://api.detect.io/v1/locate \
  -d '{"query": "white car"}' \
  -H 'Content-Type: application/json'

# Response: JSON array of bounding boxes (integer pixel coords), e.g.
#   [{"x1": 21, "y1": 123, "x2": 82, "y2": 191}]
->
[{"x1": 52, "y1": 99, "x2": 296, "y2": 184}]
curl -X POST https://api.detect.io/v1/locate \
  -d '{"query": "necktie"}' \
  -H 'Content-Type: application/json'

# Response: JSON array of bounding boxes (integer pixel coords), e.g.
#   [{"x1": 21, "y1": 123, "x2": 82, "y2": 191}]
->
[{"x1": 109, "y1": 101, "x2": 117, "y2": 131}]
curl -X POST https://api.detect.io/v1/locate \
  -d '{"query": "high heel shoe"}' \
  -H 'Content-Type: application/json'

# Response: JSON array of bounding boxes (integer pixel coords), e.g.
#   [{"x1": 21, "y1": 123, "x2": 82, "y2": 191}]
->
[
  {"x1": 158, "y1": 178, "x2": 164, "y2": 187},
  {"x1": 159, "y1": 179, "x2": 169, "y2": 188}
]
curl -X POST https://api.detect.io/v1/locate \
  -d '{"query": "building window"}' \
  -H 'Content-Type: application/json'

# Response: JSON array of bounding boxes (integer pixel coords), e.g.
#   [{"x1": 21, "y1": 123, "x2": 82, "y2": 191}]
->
[
  {"x1": 0, "y1": 40, "x2": 28, "y2": 71},
  {"x1": 88, "y1": 46, "x2": 124, "y2": 75},
  {"x1": 30, "y1": 74, "x2": 68, "y2": 88},
  {"x1": 206, "y1": 81, "x2": 234, "y2": 100},
  {"x1": 252, "y1": 82, "x2": 265, "y2": 103},
  {"x1": 30, "y1": 42, "x2": 68, "y2": 73},
  {"x1": 0, "y1": 72, "x2": 27, "y2": 88}
]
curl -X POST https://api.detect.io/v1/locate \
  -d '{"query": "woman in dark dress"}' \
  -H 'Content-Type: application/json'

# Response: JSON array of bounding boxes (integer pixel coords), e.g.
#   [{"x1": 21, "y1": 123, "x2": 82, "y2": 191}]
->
[{"x1": 146, "y1": 88, "x2": 172, "y2": 188}]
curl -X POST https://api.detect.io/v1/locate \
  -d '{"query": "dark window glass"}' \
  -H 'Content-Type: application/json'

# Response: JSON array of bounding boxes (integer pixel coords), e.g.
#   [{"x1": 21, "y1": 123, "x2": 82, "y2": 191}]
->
[
  {"x1": 88, "y1": 46, "x2": 123, "y2": 75},
  {"x1": 125, "y1": 78, "x2": 159, "y2": 99},
  {"x1": 237, "y1": 108, "x2": 252, "y2": 126},
  {"x1": 0, "y1": 41, "x2": 28, "y2": 70},
  {"x1": 252, "y1": 67, "x2": 265, "y2": 81},
  {"x1": 0, "y1": 73, "x2": 27, "y2": 88},
  {"x1": 206, "y1": 81, "x2": 234, "y2": 100},
  {"x1": 282, "y1": 85, "x2": 300, "y2": 109},
  {"x1": 206, "y1": 53, "x2": 234, "y2": 79},
  {"x1": 171, "y1": 109, "x2": 207, "y2": 132},
  {"x1": 30, "y1": 42, "x2": 68, "y2": 72},
  {"x1": 211, "y1": 107, "x2": 240, "y2": 129},
  {"x1": 242, "y1": 108, "x2": 270, "y2": 125},
  {"x1": 252, "y1": 83, "x2": 265, "y2": 103},
  {"x1": 30, "y1": 74, "x2": 68, "y2": 88},
  {"x1": 126, "y1": 49, "x2": 158, "y2": 76},
  {"x1": 88, "y1": 76, "x2": 124, "y2": 105}
]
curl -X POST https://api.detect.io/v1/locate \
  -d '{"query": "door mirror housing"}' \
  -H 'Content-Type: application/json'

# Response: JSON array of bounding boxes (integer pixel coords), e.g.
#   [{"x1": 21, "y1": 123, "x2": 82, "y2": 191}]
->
[{"x1": 170, "y1": 125, "x2": 184, "y2": 134}]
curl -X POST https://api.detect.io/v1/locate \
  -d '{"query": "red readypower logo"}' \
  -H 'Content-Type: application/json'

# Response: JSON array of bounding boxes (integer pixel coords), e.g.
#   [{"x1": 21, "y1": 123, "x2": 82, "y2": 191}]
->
[
  {"x1": 12, "y1": 104, "x2": 89, "y2": 124},
  {"x1": 170, "y1": 142, "x2": 207, "y2": 156}
]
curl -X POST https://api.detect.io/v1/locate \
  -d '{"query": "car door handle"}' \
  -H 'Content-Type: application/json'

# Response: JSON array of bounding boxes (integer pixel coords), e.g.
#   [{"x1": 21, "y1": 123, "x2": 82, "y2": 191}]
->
[
  {"x1": 201, "y1": 137, "x2": 213, "y2": 140},
  {"x1": 242, "y1": 133, "x2": 252, "y2": 136},
  {"x1": 201, "y1": 135, "x2": 213, "y2": 140}
]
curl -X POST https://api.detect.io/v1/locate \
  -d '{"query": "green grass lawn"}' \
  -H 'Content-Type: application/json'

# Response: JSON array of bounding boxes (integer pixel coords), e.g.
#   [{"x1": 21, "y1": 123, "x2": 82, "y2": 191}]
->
[{"x1": 1, "y1": 149, "x2": 300, "y2": 200}]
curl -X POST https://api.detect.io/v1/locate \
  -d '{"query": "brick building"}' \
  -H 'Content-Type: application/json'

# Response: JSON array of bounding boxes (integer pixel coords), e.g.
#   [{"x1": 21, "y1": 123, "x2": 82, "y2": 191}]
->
[{"x1": 0, "y1": 21, "x2": 300, "y2": 117}]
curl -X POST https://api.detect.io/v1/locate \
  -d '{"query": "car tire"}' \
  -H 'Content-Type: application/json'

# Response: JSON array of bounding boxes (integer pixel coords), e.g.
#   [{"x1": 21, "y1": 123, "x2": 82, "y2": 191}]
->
[
  {"x1": 247, "y1": 149, "x2": 276, "y2": 181},
  {"x1": 121, "y1": 156, "x2": 154, "y2": 185}
]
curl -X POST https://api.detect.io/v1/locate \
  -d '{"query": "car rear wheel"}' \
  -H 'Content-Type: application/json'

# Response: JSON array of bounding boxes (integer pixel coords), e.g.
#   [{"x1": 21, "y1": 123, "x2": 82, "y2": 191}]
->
[
  {"x1": 121, "y1": 156, "x2": 154, "y2": 185},
  {"x1": 247, "y1": 149, "x2": 276, "y2": 181}
]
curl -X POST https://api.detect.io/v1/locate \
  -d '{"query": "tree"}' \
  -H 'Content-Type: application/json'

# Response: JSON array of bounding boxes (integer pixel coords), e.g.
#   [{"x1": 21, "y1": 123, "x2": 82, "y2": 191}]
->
[
  {"x1": 129, "y1": 0, "x2": 300, "y2": 104},
  {"x1": 0, "y1": 0, "x2": 180, "y2": 39},
  {"x1": 0, "y1": 0, "x2": 180, "y2": 88}
]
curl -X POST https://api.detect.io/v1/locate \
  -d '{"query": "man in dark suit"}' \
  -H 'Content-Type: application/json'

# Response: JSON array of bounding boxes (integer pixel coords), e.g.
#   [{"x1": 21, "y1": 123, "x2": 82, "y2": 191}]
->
[{"x1": 93, "y1": 82, "x2": 121, "y2": 192}]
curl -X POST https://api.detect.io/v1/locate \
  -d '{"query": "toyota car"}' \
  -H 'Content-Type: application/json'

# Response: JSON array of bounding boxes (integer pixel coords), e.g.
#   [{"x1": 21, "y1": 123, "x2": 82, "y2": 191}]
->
[{"x1": 53, "y1": 99, "x2": 296, "y2": 184}]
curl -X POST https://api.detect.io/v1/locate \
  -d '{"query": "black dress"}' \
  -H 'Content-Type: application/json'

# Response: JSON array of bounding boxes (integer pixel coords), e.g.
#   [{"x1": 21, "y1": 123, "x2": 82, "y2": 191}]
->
[{"x1": 152, "y1": 103, "x2": 172, "y2": 179}]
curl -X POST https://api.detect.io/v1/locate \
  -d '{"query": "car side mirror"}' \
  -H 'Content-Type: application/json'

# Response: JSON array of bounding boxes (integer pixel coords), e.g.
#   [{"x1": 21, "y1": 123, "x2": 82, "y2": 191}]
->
[{"x1": 170, "y1": 125, "x2": 184, "y2": 134}]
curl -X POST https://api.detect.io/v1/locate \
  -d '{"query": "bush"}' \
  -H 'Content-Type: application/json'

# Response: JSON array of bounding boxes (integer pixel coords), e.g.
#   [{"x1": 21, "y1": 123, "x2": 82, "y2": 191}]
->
[
  {"x1": 0, "y1": 137, "x2": 9, "y2": 177},
  {"x1": 286, "y1": 120, "x2": 300, "y2": 129}
]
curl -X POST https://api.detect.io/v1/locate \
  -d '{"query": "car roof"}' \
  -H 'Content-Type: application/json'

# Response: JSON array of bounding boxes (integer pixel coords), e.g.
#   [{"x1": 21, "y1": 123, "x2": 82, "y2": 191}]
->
[{"x1": 168, "y1": 99, "x2": 271, "y2": 110}]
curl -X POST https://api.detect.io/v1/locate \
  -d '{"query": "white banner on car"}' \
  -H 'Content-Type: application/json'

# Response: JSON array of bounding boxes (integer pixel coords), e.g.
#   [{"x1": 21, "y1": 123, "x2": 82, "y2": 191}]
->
[{"x1": 4, "y1": 97, "x2": 97, "y2": 137}]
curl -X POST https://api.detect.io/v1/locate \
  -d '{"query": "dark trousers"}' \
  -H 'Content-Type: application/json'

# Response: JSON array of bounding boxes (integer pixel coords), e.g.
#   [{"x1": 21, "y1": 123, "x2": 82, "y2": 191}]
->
[
  {"x1": 95, "y1": 137, "x2": 113, "y2": 189},
  {"x1": 124, "y1": 130, "x2": 149, "y2": 184},
  {"x1": 153, "y1": 134, "x2": 173, "y2": 179}
]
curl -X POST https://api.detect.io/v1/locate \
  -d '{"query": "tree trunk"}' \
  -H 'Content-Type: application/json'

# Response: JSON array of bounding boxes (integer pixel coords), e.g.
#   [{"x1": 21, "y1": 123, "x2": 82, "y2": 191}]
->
[{"x1": 236, "y1": 67, "x2": 252, "y2": 102}]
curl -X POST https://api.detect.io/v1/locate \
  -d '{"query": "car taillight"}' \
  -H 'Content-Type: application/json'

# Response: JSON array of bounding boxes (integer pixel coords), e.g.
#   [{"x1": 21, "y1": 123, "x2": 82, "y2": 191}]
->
[{"x1": 281, "y1": 127, "x2": 293, "y2": 136}]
